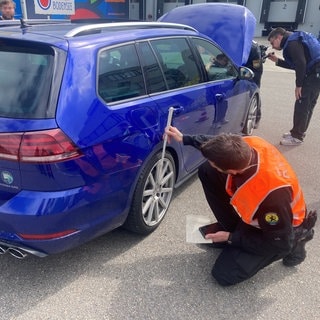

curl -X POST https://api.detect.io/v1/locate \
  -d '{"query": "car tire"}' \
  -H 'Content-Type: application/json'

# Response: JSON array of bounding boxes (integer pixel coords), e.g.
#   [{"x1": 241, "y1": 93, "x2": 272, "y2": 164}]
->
[
  {"x1": 123, "y1": 151, "x2": 176, "y2": 234},
  {"x1": 242, "y1": 95, "x2": 258, "y2": 135}
]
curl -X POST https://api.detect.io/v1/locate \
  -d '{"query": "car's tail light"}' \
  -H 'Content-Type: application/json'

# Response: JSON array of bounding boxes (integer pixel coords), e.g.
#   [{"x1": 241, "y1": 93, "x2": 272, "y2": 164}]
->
[
  {"x1": 0, "y1": 129, "x2": 82, "y2": 163},
  {"x1": 0, "y1": 134, "x2": 22, "y2": 161}
]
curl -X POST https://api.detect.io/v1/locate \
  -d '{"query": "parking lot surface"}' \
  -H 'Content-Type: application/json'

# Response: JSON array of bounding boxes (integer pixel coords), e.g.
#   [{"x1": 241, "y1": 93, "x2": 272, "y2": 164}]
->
[{"x1": 0, "y1": 38, "x2": 319, "y2": 320}]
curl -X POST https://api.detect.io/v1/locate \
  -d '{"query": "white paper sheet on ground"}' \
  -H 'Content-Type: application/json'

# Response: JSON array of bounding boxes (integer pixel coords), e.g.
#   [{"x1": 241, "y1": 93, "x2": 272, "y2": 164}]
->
[{"x1": 186, "y1": 214, "x2": 214, "y2": 244}]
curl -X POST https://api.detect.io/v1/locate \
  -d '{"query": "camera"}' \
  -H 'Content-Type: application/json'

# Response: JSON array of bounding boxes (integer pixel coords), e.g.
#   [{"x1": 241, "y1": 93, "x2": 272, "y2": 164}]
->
[
  {"x1": 260, "y1": 45, "x2": 269, "y2": 63},
  {"x1": 260, "y1": 45, "x2": 275, "y2": 63}
]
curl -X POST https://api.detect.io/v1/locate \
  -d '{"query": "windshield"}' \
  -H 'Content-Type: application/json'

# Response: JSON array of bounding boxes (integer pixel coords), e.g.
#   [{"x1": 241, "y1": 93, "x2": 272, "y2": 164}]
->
[{"x1": 0, "y1": 41, "x2": 55, "y2": 119}]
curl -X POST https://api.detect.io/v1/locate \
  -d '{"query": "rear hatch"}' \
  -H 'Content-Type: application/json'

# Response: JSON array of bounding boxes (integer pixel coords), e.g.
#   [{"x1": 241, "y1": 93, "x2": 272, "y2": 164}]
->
[
  {"x1": 0, "y1": 37, "x2": 71, "y2": 199},
  {"x1": 158, "y1": 3, "x2": 256, "y2": 66}
]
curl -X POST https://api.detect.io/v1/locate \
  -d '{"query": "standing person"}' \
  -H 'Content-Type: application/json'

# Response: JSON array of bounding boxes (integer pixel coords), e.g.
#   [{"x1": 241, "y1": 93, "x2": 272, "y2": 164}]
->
[
  {"x1": 165, "y1": 126, "x2": 316, "y2": 286},
  {"x1": 267, "y1": 27, "x2": 320, "y2": 146},
  {"x1": 0, "y1": 0, "x2": 15, "y2": 20}
]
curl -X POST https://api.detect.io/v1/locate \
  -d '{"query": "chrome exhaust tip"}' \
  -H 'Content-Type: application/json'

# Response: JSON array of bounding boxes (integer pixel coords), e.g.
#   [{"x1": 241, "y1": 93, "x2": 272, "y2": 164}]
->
[
  {"x1": 0, "y1": 245, "x2": 8, "y2": 254},
  {"x1": 0, "y1": 240, "x2": 47, "y2": 258},
  {"x1": 7, "y1": 247, "x2": 28, "y2": 259}
]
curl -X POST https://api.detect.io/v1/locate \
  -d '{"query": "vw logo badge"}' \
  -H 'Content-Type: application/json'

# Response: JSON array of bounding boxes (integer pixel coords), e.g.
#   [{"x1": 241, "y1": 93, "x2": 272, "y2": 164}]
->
[{"x1": 1, "y1": 171, "x2": 14, "y2": 185}]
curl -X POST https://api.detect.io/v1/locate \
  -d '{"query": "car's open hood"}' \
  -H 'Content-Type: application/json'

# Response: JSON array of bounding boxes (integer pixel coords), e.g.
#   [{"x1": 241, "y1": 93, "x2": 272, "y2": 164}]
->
[{"x1": 158, "y1": 3, "x2": 256, "y2": 66}]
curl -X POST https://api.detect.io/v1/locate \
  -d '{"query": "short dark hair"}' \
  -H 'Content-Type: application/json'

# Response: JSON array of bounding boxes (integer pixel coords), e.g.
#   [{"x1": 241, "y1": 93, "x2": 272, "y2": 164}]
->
[
  {"x1": 267, "y1": 27, "x2": 286, "y2": 41},
  {"x1": 200, "y1": 133, "x2": 251, "y2": 171},
  {"x1": 0, "y1": 0, "x2": 16, "y2": 8},
  {"x1": 216, "y1": 53, "x2": 227, "y2": 60}
]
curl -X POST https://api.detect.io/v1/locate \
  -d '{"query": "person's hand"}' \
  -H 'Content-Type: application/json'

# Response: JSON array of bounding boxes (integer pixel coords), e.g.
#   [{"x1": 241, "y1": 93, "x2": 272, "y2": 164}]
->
[
  {"x1": 164, "y1": 125, "x2": 183, "y2": 143},
  {"x1": 205, "y1": 231, "x2": 230, "y2": 243},
  {"x1": 205, "y1": 61, "x2": 213, "y2": 71},
  {"x1": 267, "y1": 52, "x2": 278, "y2": 63},
  {"x1": 295, "y1": 87, "x2": 302, "y2": 100}
]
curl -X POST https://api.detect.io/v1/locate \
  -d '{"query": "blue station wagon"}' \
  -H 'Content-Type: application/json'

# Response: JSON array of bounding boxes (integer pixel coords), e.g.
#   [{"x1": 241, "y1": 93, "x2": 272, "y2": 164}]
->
[{"x1": 0, "y1": 3, "x2": 260, "y2": 258}]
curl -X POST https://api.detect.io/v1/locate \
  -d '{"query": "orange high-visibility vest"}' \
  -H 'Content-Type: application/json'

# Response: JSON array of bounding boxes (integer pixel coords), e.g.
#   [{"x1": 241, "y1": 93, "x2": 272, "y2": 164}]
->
[{"x1": 226, "y1": 136, "x2": 306, "y2": 227}]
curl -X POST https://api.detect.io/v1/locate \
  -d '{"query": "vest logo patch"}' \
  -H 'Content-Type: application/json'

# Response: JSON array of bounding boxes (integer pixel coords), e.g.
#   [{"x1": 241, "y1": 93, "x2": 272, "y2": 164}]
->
[{"x1": 265, "y1": 213, "x2": 279, "y2": 225}]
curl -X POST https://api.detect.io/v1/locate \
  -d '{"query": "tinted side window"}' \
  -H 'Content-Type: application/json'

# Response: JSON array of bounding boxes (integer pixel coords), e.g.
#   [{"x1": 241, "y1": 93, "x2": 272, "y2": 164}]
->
[
  {"x1": 136, "y1": 41, "x2": 167, "y2": 94},
  {"x1": 0, "y1": 42, "x2": 54, "y2": 119},
  {"x1": 150, "y1": 38, "x2": 201, "y2": 89},
  {"x1": 98, "y1": 44, "x2": 146, "y2": 103},
  {"x1": 192, "y1": 38, "x2": 237, "y2": 81}
]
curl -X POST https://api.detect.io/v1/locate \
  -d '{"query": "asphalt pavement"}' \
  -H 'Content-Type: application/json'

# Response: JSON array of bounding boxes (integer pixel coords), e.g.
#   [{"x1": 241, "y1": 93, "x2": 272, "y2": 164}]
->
[{"x1": 0, "y1": 38, "x2": 319, "y2": 320}]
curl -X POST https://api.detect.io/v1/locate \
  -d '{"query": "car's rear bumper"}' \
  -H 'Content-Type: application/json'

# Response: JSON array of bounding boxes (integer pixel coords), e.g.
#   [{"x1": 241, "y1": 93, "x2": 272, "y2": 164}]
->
[{"x1": 0, "y1": 186, "x2": 129, "y2": 256}]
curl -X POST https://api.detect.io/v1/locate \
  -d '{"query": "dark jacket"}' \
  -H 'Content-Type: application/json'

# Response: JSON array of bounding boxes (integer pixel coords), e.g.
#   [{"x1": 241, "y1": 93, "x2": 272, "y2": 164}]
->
[
  {"x1": 183, "y1": 134, "x2": 295, "y2": 256},
  {"x1": 277, "y1": 31, "x2": 320, "y2": 87}
]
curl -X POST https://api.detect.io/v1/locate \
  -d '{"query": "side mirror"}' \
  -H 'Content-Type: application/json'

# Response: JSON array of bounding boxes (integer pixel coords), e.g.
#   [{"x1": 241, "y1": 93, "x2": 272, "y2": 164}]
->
[{"x1": 239, "y1": 66, "x2": 254, "y2": 80}]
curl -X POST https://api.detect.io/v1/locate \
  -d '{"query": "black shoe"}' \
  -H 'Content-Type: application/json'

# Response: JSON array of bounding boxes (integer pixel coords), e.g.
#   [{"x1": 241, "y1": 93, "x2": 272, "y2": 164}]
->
[
  {"x1": 304, "y1": 210, "x2": 317, "y2": 230},
  {"x1": 283, "y1": 211, "x2": 316, "y2": 267},
  {"x1": 282, "y1": 241, "x2": 307, "y2": 267},
  {"x1": 300, "y1": 228, "x2": 314, "y2": 242},
  {"x1": 282, "y1": 229, "x2": 314, "y2": 267}
]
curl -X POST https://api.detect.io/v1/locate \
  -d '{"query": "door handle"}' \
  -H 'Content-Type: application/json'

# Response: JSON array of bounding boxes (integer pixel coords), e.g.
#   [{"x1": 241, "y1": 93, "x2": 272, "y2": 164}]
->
[
  {"x1": 169, "y1": 105, "x2": 184, "y2": 115},
  {"x1": 215, "y1": 94, "x2": 225, "y2": 101}
]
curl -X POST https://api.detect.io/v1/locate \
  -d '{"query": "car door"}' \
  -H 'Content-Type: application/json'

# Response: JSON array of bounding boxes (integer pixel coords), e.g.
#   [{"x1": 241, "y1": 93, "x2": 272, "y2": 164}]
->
[
  {"x1": 136, "y1": 35, "x2": 252, "y2": 175},
  {"x1": 137, "y1": 37, "x2": 216, "y2": 174},
  {"x1": 191, "y1": 37, "x2": 251, "y2": 136}
]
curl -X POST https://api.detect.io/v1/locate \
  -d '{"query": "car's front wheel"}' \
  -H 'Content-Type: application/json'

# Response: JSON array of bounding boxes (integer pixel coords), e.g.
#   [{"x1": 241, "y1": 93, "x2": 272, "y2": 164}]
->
[
  {"x1": 124, "y1": 151, "x2": 176, "y2": 234},
  {"x1": 242, "y1": 95, "x2": 258, "y2": 135}
]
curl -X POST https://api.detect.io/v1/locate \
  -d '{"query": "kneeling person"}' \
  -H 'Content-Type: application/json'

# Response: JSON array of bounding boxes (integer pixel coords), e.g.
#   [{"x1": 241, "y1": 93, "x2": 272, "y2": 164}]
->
[{"x1": 166, "y1": 126, "x2": 316, "y2": 286}]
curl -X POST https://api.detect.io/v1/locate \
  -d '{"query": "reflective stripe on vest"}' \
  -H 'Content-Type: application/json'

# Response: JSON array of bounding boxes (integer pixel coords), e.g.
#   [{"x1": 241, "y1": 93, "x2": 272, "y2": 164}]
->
[{"x1": 225, "y1": 136, "x2": 306, "y2": 227}]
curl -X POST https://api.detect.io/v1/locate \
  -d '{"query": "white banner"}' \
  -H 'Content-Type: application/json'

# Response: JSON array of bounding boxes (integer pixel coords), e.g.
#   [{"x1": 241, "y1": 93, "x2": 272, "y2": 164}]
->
[{"x1": 34, "y1": 0, "x2": 75, "y2": 15}]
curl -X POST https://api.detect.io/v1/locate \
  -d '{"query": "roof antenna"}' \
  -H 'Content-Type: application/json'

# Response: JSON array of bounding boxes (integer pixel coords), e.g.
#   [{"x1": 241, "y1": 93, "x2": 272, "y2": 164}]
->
[{"x1": 20, "y1": 18, "x2": 30, "y2": 29}]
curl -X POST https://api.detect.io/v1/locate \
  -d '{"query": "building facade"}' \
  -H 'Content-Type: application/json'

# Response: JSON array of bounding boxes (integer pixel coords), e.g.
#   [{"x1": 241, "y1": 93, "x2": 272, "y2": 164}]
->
[{"x1": 129, "y1": 0, "x2": 320, "y2": 38}]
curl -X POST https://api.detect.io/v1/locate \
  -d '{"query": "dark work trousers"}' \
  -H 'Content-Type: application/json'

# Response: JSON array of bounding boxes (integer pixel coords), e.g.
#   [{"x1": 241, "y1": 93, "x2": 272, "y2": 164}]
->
[
  {"x1": 291, "y1": 72, "x2": 320, "y2": 141},
  {"x1": 198, "y1": 162, "x2": 285, "y2": 286}
]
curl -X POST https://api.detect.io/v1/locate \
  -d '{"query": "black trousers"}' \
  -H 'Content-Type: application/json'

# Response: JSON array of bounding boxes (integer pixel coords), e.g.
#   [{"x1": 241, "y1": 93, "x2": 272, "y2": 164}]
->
[
  {"x1": 290, "y1": 72, "x2": 320, "y2": 141},
  {"x1": 198, "y1": 162, "x2": 285, "y2": 286}
]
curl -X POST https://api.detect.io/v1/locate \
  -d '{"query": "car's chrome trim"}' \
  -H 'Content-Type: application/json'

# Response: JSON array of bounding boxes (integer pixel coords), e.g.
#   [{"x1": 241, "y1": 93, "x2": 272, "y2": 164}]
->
[
  {"x1": 65, "y1": 22, "x2": 197, "y2": 37},
  {"x1": 0, "y1": 241, "x2": 47, "y2": 258}
]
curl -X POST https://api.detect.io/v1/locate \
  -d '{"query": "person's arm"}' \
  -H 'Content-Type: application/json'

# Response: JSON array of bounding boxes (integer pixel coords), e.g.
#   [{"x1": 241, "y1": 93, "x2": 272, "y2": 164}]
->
[
  {"x1": 285, "y1": 41, "x2": 306, "y2": 100},
  {"x1": 165, "y1": 126, "x2": 212, "y2": 150},
  {"x1": 274, "y1": 57, "x2": 291, "y2": 69},
  {"x1": 228, "y1": 187, "x2": 294, "y2": 256},
  {"x1": 204, "y1": 55, "x2": 217, "y2": 71},
  {"x1": 268, "y1": 52, "x2": 292, "y2": 70},
  {"x1": 286, "y1": 40, "x2": 307, "y2": 88},
  {"x1": 182, "y1": 134, "x2": 213, "y2": 149}
]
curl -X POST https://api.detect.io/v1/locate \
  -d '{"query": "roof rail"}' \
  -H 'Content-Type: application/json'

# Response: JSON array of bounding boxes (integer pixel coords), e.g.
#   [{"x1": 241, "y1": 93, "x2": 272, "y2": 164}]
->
[{"x1": 64, "y1": 22, "x2": 197, "y2": 38}]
